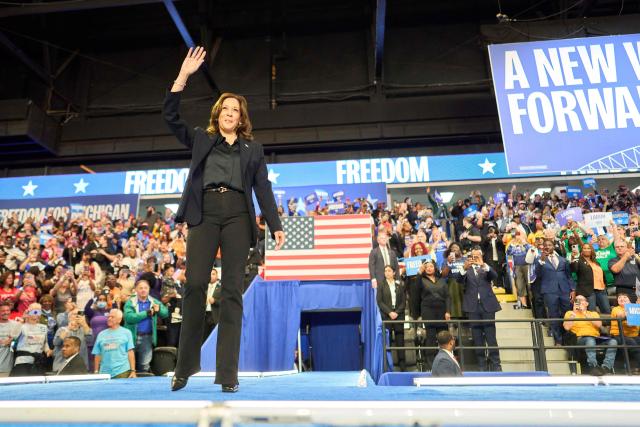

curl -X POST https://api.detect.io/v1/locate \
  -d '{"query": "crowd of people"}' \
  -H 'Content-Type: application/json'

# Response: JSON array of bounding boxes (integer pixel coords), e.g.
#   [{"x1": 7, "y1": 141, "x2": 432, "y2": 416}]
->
[
  {"x1": 0, "y1": 206, "x2": 222, "y2": 377},
  {"x1": 369, "y1": 184, "x2": 640, "y2": 375},
  {"x1": 1, "y1": 182, "x2": 640, "y2": 377}
]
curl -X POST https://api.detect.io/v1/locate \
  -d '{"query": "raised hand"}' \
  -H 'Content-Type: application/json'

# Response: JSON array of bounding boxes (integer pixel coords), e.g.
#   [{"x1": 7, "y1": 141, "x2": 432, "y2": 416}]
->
[{"x1": 179, "y1": 46, "x2": 206, "y2": 77}]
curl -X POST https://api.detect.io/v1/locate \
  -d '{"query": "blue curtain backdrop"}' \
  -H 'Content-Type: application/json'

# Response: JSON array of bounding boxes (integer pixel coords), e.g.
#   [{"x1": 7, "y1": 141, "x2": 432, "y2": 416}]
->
[{"x1": 201, "y1": 277, "x2": 385, "y2": 381}]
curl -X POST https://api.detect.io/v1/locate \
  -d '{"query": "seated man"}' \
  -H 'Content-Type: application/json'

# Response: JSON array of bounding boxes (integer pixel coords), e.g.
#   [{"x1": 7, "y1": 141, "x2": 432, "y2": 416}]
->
[
  {"x1": 56, "y1": 336, "x2": 88, "y2": 375},
  {"x1": 563, "y1": 295, "x2": 617, "y2": 375},
  {"x1": 610, "y1": 293, "x2": 640, "y2": 374},
  {"x1": 431, "y1": 330, "x2": 462, "y2": 377}
]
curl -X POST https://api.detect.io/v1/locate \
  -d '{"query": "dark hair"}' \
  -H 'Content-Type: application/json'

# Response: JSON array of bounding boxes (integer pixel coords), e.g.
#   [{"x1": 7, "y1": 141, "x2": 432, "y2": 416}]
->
[
  {"x1": 580, "y1": 243, "x2": 596, "y2": 263},
  {"x1": 207, "y1": 92, "x2": 254, "y2": 141},
  {"x1": 436, "y1": 330, "x2": 454, "y2": 346},
  {"x1": 64, "y1": 336, "x2": 81, "y2": 348}
]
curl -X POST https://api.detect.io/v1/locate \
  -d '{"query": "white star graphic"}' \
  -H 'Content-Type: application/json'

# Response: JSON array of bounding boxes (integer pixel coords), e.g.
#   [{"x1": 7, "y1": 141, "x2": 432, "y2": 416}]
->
[
  {"x1": 366, "y1": 194, "x2": 378, "y2": 206},
  {"x1": 268, "y1": 169, "x2": 280, "y2": 184},
  {"x1": 73, "y1": 178, "x2": 90, "y2": 194},
  {"x1": 478, "y1": 158, "x2": 497, "y2": 175},
  {"x1": 22, "y1": 180, "x2": 38, "y2": 197}
]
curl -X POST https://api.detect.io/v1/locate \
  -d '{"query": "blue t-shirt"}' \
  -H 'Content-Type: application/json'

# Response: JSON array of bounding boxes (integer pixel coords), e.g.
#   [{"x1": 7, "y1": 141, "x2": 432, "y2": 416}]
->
[
  {"x1": 136, "y1": 300, "x2": 152, "y2": 334},
  {"x1": 92, "y1": 327, "x2": 134, "y2": 377}
]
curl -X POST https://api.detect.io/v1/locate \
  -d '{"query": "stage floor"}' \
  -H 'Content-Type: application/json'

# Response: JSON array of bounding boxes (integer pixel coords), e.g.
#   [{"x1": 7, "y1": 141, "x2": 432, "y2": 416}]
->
[
  {"x1": 2, "y1": 371, "x2": 640, "y2": 402},
  {"x1": 3, "y1": 372, "x2": 640, "y2": 426}
]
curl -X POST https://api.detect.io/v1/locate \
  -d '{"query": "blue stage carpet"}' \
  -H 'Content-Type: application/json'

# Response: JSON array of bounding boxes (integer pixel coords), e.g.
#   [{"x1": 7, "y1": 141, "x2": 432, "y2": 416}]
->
[{"x1": 2, "y1": 372, "x2": 640, "y2": 402}]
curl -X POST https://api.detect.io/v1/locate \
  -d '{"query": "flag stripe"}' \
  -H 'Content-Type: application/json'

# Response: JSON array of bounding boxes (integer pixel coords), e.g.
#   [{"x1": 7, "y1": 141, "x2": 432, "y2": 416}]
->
[
  {"x1": 266, "y1": 274, "x2": 370, "y2": 281},
  {"x1": 315, "y1": 233, "x2": 371, "y2": 239},
  {"x1": 265, "y1": 214, "x2": 372, "y2": 280},
  {"x1": 269, "y1": 256, "x2": 363, "y2": 267},
  {"x1": 267, "y1": 264, "x2": 368, "y2": 270},
  {"x1": 314, "y1": 243, "x2": 372, "y2": 249}
]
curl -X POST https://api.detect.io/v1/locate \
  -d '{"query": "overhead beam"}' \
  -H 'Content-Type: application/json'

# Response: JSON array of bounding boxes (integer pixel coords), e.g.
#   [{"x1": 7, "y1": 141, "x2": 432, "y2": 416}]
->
[
  {"x1": 373, "y1": 0, "x2": 386, "y2": 85},
  {"x1": 0, "y1": 31, "x2": 50, "y2": 83},
  {"x1": 162, "y1": 0, "x2": 220, "y2": 96},
  {"x1": 0, "y1": 0, "x2": 173, "y2": 18}
]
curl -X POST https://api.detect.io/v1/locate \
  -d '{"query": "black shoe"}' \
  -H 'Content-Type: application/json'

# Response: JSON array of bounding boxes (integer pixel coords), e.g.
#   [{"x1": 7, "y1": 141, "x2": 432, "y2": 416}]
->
[
  {"x1": 601, "y1": 366, "x2": 614, "y2": 375},
  {"x1": 171, "y1": 376, "x2": 188, "y2": 391},
  {"x1": 221, "y1": 384, "x2": 239, "y2": 393},
  {"x1": 589, "y1": 366, "x2": 604, "y2": 376}
]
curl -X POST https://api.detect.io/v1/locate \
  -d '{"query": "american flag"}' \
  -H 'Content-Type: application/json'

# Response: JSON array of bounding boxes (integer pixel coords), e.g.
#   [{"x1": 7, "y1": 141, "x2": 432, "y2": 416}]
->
[{"x1": 265, "y1": 214, "x2": 373, "y2": 281}]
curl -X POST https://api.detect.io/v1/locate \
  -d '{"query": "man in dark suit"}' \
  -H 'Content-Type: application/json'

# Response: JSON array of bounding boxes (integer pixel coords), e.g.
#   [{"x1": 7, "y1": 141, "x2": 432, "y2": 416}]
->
[
  {"x1": 529, "y1": 238, "x2": 576, "y2": 345},
  {"x1": 377, "y1": 265, "x2": 406, "y2": 371},
  {"x1": 56, "y1": 337, "x2": 88, "y2": 375},
  {"x1": 431, "y1": 330, "x2": 462, "y2": 377},
  {"x1": 451, "y1": 247, "x2": 502, "y2": 371},
  {"x1": 369, "y1": 231, "x2": 399, "y2": 289}
]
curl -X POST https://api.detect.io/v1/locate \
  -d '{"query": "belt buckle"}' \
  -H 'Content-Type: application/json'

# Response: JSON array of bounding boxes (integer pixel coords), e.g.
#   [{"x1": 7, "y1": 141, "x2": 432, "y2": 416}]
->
[{"x1": 218, "y1": 186, "x2": 229, "y2": 193}]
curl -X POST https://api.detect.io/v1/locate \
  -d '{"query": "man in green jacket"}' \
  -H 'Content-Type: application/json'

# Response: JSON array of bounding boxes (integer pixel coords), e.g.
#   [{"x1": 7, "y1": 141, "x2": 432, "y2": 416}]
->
[{"x1": 123, "y1": 279, "x2": 169, "y2": 373}]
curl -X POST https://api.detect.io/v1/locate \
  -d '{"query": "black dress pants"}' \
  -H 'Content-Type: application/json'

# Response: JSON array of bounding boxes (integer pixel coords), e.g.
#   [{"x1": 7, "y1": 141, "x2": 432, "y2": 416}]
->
[
  {"x1": 421, "y1": 305, "x2": 448, "y2": 368},
  {"x1": 175, "y1": 191, "x2": 252, "y2": 385},
  {"x1": 468, "y1": 307, "x2": 501, "y2": 370}
]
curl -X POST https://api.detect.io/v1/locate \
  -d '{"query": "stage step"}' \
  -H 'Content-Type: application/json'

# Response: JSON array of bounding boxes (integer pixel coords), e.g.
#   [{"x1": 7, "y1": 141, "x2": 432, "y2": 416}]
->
[{"x1": 495, "y1": 301, "x2": 574, "y2": 375}]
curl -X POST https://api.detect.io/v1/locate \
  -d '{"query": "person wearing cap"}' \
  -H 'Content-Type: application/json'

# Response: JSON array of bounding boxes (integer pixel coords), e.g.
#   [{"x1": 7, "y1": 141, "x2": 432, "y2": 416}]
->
[{"x1": 10, "y1": 303, "x2": 52, "y2": 376}]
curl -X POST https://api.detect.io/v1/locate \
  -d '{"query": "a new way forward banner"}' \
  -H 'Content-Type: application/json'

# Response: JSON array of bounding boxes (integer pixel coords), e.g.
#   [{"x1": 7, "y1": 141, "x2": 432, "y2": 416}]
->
[{"x1": 489, "y1": 33, "x2": 640, "y2": 175}]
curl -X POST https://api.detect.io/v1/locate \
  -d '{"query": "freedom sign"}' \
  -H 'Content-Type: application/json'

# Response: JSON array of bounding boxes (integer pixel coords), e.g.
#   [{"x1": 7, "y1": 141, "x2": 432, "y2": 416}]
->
[{"x1": 488, "y1": 34, "x2": 640, "y2": 175}]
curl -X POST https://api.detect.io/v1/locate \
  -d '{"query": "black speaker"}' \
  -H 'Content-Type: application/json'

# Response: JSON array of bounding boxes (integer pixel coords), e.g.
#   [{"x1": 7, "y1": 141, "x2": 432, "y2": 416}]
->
[{"x1": 151, "y1": 346, "x2": 177, "y2": 376}]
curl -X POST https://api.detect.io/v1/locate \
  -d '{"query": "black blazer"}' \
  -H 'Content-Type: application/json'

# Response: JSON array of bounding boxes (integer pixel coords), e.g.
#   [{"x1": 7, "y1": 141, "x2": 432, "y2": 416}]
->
[
  {"x1": 368, "y1": 246, "x2": 400, "y2": 284},
  {"x1": 481, "y1": 237, "x2": 506, "y2": 264},
  {"x1": 57, "y1": 354, "x2": 88, "y2": 375},
  {"x1": 431, "y1": 349, "x2": 462, "y2": 377},
  {"x1": 376, "y1": 279, "x2": 406, "y2": 320},
  {"x1": 452, "y1": 265, "x2": 501, "y2": 314},
  {"x1": 162, "y1": 91, "x2": 282, "y2": 244},
  {"x1": 571, "y1": 257, "x2": 605, "y2": 298}
]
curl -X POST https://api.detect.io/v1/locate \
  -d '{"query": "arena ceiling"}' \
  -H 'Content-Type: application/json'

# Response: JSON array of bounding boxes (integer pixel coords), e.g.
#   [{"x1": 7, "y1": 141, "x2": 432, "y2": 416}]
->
[{"x1": 0, "y1": 0, "x2": 639, "y2": 174}]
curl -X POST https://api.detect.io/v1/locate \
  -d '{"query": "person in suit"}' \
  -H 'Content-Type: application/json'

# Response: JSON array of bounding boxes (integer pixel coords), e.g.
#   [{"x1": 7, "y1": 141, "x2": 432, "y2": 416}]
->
[
  {"x1": 451, "y1": 247, "x2": 502, "y2": 371},
  {"x1": 164, "y1": 47, "x2": 285, "y2": 393},
  {"x1": 369, "y1": 231, "x2": 399, "y2": 289},
  {"x1": 431, "y1": 330, "x2": 462, "y2": 377},
  {"x1": 377, "y1": 265, "x2": 406, "y2": 371},
  {"x1": 526, "y1": 238, "x2": 575, "y2": 346},
  {"x1": 56, "y1": 336, "x2": 88, "y2": 375}
]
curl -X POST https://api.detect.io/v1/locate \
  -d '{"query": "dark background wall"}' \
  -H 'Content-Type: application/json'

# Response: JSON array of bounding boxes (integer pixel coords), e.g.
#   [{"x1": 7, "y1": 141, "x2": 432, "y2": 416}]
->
[{"x1": 1, "y1": 0, "x2": 639, "y2": 177}]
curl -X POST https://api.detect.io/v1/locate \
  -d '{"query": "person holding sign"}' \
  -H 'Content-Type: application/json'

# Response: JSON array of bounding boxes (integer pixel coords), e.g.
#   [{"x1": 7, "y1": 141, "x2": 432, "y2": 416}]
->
[
  {"x1": 441, "y1": 243, "x2": 465, "y2": 319},
  {"x1": 417, "y1": 260, "x2": 451, "y2": 369},
  {"x1": 570, "y1": 243, "x2": 611, "y2": 314},
  {"x1": 610, "y1": 293, "x2": 640, "y2": 374},
  {"x1": 163, "y1": 47, "x2": 285, "y2": 393}
]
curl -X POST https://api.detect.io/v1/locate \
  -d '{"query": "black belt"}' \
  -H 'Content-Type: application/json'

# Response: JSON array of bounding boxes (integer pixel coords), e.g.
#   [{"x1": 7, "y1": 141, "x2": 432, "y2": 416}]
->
[{"x1": 204, "y1": 185, "x2": 242, "y2": 194}]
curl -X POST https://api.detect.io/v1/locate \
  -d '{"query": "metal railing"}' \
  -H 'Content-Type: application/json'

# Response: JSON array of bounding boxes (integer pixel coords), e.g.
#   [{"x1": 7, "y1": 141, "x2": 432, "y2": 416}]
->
[{"x1": 381, "y1": 317, "x2": 640, "y2": 374}]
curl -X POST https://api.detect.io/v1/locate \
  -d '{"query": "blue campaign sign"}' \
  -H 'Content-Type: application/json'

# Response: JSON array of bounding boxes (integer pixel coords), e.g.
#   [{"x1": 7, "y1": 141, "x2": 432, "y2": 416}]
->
[
  {"x1": 493, "y1": 192, "x2": 508, "y2": 203},
  {"x1": 582, "y1": 178, "x2": 597, "y2": 188},
  {"x1": 613, "y1": 211, "x2": 630, "y2": 225},
  {"x1": 0, "y1": 194, "x2": 139, "y2": 222},
  {"x1": 566, "y1": 187, "x2": 583, "y2": 199},
  {"x1": 625, "y1": 304, "x2": 640, "y2": 326},
  {"x1": 403, "y1": 255, "x2": 432, "y2": 276},
  {"x1": 555, "y1": 207, "x2": 584, "y2": 226},
  {"x1": 489, "y1": 34, "x2": 640, "y2": 175},
  {"x1": 463, "y1": 204, "x2": 479, "y2": 218},
  {"x1": 259, "y1": 182, "x2": 386, "y2": 215}
]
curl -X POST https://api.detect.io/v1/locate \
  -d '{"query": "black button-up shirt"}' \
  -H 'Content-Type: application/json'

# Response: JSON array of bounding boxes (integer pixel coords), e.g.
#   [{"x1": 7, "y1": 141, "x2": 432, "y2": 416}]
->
[{"x1": 202, "y1": 134, "x2": 244, "y2": 192}]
